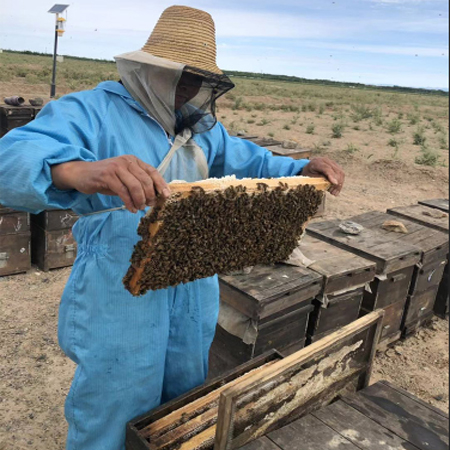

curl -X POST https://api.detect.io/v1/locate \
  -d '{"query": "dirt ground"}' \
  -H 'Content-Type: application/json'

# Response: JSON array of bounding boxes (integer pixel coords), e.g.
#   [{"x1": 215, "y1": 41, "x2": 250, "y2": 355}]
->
[{"x1": 0, "y1": 76, "x2": 449, "y2": 449}]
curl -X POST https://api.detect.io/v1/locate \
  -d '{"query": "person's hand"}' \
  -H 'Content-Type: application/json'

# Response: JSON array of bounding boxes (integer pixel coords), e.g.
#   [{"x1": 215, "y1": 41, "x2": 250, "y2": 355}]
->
[
  {"x1": 51, "y1": 155, "x2": 171, "y2": 213},
  {"x1": 301, "y1": 157, "x2": 345, "y2": 196}
]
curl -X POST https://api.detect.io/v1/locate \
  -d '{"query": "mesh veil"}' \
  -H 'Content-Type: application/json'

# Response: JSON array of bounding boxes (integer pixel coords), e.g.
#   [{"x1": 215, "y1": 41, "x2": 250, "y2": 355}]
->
[{"x1": 176, "y1": 66, "x2": 234, "y2": 135}]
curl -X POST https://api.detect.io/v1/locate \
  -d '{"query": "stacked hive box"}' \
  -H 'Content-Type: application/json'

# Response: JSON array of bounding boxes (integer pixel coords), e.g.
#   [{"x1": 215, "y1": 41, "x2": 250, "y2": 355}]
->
[
  {"x1": 388, "y1": 201, "x2": 449, "y2": 319},
  {"x1": 30, "y1": 209, "x2": 79, "y2": 271},
  {"x1": 0, "y1": 104, "x2": 42, "y2": 137},
  {"x1": 345, "y1": 212, "x2": 448, "y2": 336},
  {"x1": 298, "y1": 233, "x2": 377, "y2": 343},
  {"x1": 0, "y1": 205, "x2": 31, "y2": 276},
  {"x1": 308, "y1": 219, "x2": 421, "y2": 347},
  {"x1": 208, "y1": 264, "x2": 322, "y2": 378}
]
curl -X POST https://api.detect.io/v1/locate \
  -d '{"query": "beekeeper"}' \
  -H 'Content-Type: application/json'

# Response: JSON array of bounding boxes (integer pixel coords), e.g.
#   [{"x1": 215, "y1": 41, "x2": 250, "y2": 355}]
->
[{"x1": 0, "y1": 5, "x2": 345, "y2": 450}]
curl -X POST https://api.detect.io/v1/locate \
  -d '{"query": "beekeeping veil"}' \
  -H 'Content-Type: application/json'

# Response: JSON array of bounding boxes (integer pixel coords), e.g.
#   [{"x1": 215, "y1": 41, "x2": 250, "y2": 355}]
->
[{"x1": 114, "y1": 5, "x2": 234, "y2": 137}]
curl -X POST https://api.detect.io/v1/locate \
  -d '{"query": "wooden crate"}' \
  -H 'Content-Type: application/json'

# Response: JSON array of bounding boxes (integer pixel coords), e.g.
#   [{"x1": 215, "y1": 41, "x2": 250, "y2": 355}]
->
[
  {"x1": 298, "y1": 234, "x2": 376, "y2": 342},
  {"x1": 209, "y1": 264, "x2": 323, "y2": 378},
  {"x1": 388, "y1": 203, "x2": 449, "y2": 318},
  {"x1": 350, "y1": 211, "x2": 448, "y2": 334},
  {"x1": 0, "y1": 205, "x2": 31, "y2": 276},
  {"x1": 30, "y1": 209, "x2": 79, "y2": 271},
  {"x1": 127, "y1": 312, "x2": 383, "y2": 450},
  {"x1": 0, "y1": 105, "x2": 36, "y2": 137},
  {"x1": 242, "y1": 380, "x2": 449, "y2": 450},
  {"x1": 308, "y1": 219, "x2": 421, "y2": 345}
]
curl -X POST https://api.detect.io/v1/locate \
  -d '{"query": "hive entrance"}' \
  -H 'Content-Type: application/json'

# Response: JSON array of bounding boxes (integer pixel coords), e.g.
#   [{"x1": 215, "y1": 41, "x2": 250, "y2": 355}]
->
[{"x1": 124, "y1": 176, "x2": 330, "y2": 296}]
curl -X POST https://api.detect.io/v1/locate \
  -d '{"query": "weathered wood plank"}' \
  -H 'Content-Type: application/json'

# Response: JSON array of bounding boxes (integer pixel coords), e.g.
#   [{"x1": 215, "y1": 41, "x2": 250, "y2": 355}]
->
[
  {"x1": 269, "y1": 414, "x2": 359, "y2": 450},
  {"x1": 351, "y1": 211, "x2": 449, "y2": 265},
  {"x1": 238, "y1": 437, "x2": 282, "y2": 450},
  {"x1": 388, "y1": 204, "x2": 449, "y2": 233},
  {"x1": 419, "y1": 199, "x2": 449, "y2": 213},
  {"x1": 314, "y1": 400, "x2": 422, "y2": 450},
  {"x1": 340, "y1": 382, "x2": 449, "y2": 450},
  {"x1": 269, "y1": 146, "x2": 312, "y2": 160}
]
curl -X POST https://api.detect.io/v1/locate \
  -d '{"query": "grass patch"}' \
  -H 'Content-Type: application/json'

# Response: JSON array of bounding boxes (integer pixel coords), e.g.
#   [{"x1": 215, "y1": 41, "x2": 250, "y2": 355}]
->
[
  {"x1": 306, "y1": 124, "x2": 316, "y2": 135},
  {"x1": 413, "y1": 127, "x2": 427, "y2": 146},
  {"x1": 332, "y1": 123, "x2": 345, "y2": 138},
  {"x1": 346, "y1": 143, "x2": 360, "y2": 154},
  {"x1": 386, "y1": 118, "x2": 403, "y2": 134},
  {"x1": 415, "y1": 146, "x2": 441, "y2": 167}
]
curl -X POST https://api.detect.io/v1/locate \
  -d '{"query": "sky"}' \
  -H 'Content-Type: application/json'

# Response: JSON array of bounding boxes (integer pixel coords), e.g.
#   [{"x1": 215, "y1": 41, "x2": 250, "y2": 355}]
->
[{"x1": 0, "y1": 0, "x2": 448, "y2": 89}]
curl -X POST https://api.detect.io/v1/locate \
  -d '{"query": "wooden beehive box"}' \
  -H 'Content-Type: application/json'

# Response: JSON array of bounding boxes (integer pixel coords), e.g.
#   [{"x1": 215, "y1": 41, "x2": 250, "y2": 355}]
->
[
  {"x1": 388, "y1": 202, "x2": 449, "y2": 318},
  {"x1": 0, "y1": 105, "x2": 36, "y2": 137},
  {"x1": 30, "y1": 209, "x2": 79, "y2": 271},
  {"x1": 127, "y1": 312, "x2": 384, "y2": 450},
  {"x1": 350, "y1": 211, "x2": 448, "y2": 335},
  {"x1": 308, "y1": 219, "x2": 421, "y2": 347},
  {"x1": 209, "y1": 264, "x2": 322, "y2": 378},
  {"x1": 0, "y1": 205, "x2": 31, "y2": 276},
  {"x1": 297, "y1": 234, "x2": 377, "y2": 343},
  {"x1": 269, "y1": 146, "x2": 311, "y2": 160}
]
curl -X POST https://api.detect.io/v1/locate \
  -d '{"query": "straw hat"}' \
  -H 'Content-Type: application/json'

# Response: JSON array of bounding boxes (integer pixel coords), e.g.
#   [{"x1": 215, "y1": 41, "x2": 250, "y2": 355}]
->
[{"x1": 142, "y1": 6, "x2": 222, "y2": 75}]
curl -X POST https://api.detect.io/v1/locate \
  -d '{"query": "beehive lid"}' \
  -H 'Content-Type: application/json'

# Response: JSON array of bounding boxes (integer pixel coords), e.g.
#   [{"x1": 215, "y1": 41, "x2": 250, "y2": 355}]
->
[
  {"x1": 299, "y1": 233, "x2": 376, "y2": 294},
  {"x1": 308, "y1": 219, "x2": 422, "y2": 274},
  {"x1": 419, "y1": 198, "x2": 449, "y2": 213},
  {"x1": 388, "y1": 204, "x2": 449, "y2": 234}
]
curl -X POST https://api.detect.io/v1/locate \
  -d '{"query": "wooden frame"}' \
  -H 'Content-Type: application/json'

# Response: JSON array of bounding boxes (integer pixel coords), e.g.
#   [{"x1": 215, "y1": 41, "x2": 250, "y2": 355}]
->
[
  {"x1": 214, "y1": 310, "x2": 384, "y2": 450},
  {"x1": 125, "y1": 176, "x2": 330, "y2": 296}
]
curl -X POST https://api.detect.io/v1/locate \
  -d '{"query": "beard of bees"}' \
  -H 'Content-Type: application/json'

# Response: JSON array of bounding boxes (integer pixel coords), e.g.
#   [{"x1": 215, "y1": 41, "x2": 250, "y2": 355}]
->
[{"x1": 123, "y1": 183, "x2": 324, "y2": 296}]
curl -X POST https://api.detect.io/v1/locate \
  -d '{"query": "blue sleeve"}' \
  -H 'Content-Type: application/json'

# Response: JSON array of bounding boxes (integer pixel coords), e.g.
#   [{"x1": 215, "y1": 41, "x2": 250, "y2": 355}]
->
[
  {"x1": 0, "y1": 92, "x2": 105, "y2": 214},
  {"x1": 209, "y1": 122, "x2": 309, "y2": 179}
]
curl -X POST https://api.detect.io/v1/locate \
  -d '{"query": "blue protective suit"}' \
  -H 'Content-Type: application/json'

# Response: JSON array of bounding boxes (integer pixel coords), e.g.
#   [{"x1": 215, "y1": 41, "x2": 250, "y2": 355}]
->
[{"x1": 0, "y1": 81, "x2": 309, "y2": 450}]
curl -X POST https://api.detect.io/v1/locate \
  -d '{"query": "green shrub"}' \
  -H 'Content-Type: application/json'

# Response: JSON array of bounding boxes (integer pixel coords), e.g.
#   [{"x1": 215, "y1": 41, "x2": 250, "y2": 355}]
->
[
  {"x1": 438, "y1": 134, "x2": 448, "y2": 150},
  {"x1": 332, "y1": 123, "x2": 345, "y2": 138},
  {"x1": 415, "y1": 146, "x2": 441, "y2": 167},
  {"x1": 407, "y1": 113, "x2": 420, "y2": 125},
  {"x1": 432, "y1": 121, "x2": 445, "y2": 134},
  {"x1": 350, "y1": 104, "x2": 374, "y2": 122},
  {"x1": 257, "y1": 118, "x2": 271, "y2": 126},
  {"x1": 413, "y1": 127, "x2": 427, "y2": 145},
  {"x1": 306, "y1": 124, "x2": 315, "y2": 135},
  {"x1": 387, "y1": 119, "x2": 402, "y2": 134},
  {"x1": 388, "y1": 138, "x2": 399, "y2": 147},
  {"x1": 283, "y1": 124, "x2": 291, "y2": 130},
  {"x1": 319, "y1": 105, "x2": 325, "y2": 115},
  {"x1": 268, "y1": 132, "x2": 275, "y2": 138},
  {"x1": 232, "y1": 97, "x2": 244, "y2": 110},
  {"x1": 247, "y1": 119, "x2": 255, "y2": 124},
  {"x1": 346, "y1": 143, "x2": 359, "y2": 154}
]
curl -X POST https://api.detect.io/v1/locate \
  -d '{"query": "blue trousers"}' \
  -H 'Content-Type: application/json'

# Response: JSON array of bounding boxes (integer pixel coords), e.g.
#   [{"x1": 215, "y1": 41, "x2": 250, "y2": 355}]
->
[{"x1": 58, "y1": 235, "x2": 220, "y2": 450}]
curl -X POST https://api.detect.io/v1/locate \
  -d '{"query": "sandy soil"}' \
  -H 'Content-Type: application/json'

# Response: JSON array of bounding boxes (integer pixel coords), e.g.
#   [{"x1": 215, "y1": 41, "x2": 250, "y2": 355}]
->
[{"x1": 0, "y1": 84, "x2": 448, "y2": 449}]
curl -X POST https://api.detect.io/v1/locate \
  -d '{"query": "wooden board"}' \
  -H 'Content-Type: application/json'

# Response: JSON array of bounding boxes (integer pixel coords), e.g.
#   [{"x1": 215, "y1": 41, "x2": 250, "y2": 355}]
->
[
  {"x1": 300, "y1": 233, "x2": 376, "y2": 294},
  {"x1": 269, "y1": 414, "x2": 360, "y2": 450},
  {"x1": 307, "y1": 220, "x2": 421, "y2": 274},
  {"x1": 214, "y1": 311, "x2": 384, "y2": 450},
  {"x1": 418, "y1": 198, "x2": 449, "y2": 213},
  {"x1": 269, "y1": 146, "x2": 311, "y2": 160},
  {"x1": 125, "y1": 177, "x2": 330, "y2": 296},
  {"x1": 388, "y1": 204, "x2": 449, "y2": 234},
  {"x1": 313, "y1": 400, "x2": 422, "y2": 450},
  {"x1": 219, "y1": 264, "x2": 322, "y2": 320},
  {"x1": 434, "y1": 269, "x2": 449, "y2": 318},
  {"x1": 351, "y1": 211, "x2": 449, "y2": 266},
  {"x1": 340, "y1": 381, "x2": 449, "y2": 450},
  {"x1": 247, "y1": 137, "x2": 283, "y2": 147}
]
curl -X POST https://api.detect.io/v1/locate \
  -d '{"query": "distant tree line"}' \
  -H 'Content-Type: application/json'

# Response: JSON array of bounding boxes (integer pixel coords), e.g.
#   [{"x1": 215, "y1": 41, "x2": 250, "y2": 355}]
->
[
  {"x1": 223, "y1": 70, "x2": 449, "y2": 97},
  {"x1": 3, "y1": 50, "x2": 448, "y2": 96}
]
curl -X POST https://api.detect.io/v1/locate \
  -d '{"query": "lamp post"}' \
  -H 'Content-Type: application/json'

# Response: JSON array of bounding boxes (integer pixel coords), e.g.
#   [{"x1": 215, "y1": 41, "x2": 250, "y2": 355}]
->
[{"x1": 48, "y1": 4, "x2": 69, "y2": 98}]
